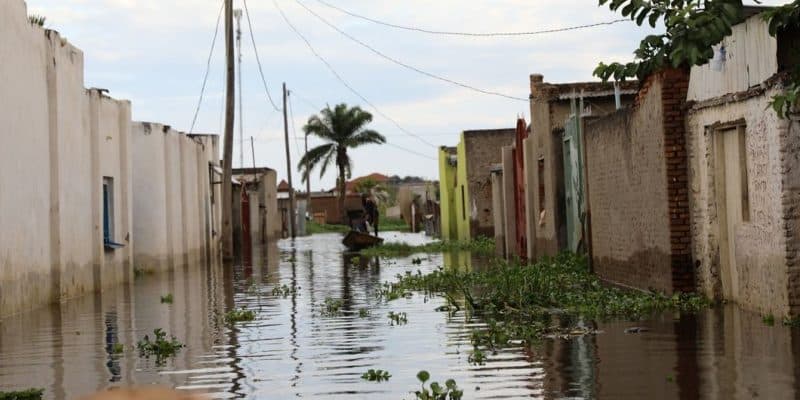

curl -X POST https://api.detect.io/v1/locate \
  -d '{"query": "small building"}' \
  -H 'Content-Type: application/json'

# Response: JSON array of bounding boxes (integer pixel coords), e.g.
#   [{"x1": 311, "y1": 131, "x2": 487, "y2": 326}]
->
[
  {"x1": 233, "y1": 167, "x2": 280, "y2": 244},
  {"x1": 685, "y1": 8, "x2": 800, "y2": 315},
  {"x1": 438, "y1": 129, "x2": 516, "y2": 241},
  {"x1": 526, "y1": 75, "x2": 637, "y2": 260}
]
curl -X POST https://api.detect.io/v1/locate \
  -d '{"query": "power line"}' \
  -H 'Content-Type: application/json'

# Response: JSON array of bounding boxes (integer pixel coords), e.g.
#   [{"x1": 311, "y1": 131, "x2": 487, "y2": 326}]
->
[
  {"x1": 189, "y1": 0, "x2": 224, "y2": 134},
  {"x1": 293, "y1": 0, "x2": 528, "y2": 102},
  {"x1": 242, "y1": 0, "x2": 282, "y2": 112},
  {"x1": 271, "y1": 0, "x2": 439, "y2": 149},
  {"x1": 315, "y1": 0, "x2": 629, "y2": 38}
]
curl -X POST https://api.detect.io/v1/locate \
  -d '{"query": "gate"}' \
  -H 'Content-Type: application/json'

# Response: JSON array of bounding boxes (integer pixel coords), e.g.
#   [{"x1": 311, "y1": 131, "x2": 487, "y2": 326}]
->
[{"x1": 562, "y1": 96, "x2": 585, "y2": 253}]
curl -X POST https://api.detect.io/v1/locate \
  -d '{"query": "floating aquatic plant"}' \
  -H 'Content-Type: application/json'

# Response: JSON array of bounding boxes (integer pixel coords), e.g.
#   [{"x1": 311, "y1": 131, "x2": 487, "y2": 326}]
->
[
  {"x1": 225, "y1": 308, "x2": 257, "y2": 323},
  {"x1": 136, "y1": 329, "x2": 183, "y2": 366},
  {"x1": 361, "y1": 369, "x2": 391, "y2": 382}
]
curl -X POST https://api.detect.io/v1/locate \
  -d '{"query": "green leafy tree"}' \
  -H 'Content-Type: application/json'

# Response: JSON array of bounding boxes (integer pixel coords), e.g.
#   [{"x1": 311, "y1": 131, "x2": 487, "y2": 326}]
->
[
  {"x1": 594, "y1": 0, "x2": 800, "y2": 117},
  {"x1": 298, "y1": 104, "x2": 386, "y2": 223}
]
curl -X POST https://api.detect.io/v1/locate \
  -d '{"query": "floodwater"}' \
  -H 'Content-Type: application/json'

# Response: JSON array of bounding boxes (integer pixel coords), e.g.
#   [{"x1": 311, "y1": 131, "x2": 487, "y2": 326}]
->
[{"x1": 1, "y1": 232, "x2": 799, "y2": 399}]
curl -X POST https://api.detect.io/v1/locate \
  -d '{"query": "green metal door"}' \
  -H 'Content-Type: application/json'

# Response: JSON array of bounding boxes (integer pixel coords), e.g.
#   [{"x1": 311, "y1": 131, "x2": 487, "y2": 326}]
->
[{"x1": 562, "y1": 97, "x2": 584, "y2": 253}]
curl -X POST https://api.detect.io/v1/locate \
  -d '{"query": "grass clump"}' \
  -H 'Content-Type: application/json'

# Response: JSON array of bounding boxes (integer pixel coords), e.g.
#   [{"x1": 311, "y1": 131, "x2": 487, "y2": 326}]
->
[
  {"x1": 136, "y1": 328, "x2": 183, "y2": 366},
  {"x1": 380, "y1": 217, "x2": 410, "y2": 232},
  {"x1": 271, "y1": 284, "x2": 297, "y2": 298},
  {"x1": 307, "y1": 222, "x2": 350, "y2": 234},
  {"x1": 361, "y1": 369, "x2": 391, "y2": 382},
  {"x1": 225, "y1": 308, "x2": 257, "y2": 323},
  {"x1": 0, "y1": 389, "x2": 44, "y2": 400},
  {"x1": 160, "y1": 294, "x2": 173, "y2": 304},
  {"x1": 381, "y1": 253, "x2": 709, "y2": 361},
  {"x1": 358, "y1": 308, "x2": 371, "y2": 318},
  {"x1": 413, "y1": 371, "x2": 463, "y2": 400},
  {"x1": 763, "y1": 314, "x2": 776, "y2": 326},
  {"x1": 361, "y1": 237, "x2": 495, "y2": 258}
]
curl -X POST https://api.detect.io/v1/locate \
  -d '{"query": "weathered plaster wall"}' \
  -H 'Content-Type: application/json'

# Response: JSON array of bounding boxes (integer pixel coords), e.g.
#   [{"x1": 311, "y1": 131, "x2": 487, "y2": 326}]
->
[
  {"x1": 585, "y1": 77, "x2": 673, "y2": 293},
  {"x1": 501, "y1": 146, "x2": 517, "y2": 258},
  {"x1": 132, "y1": 123, "x2": 218, "y2": 274},
  {"x1": 491, "y1": 170, "x2": 506, "y2": 257},
  {"x1": 463, "y1": 129, "x2": 516, "y2": 239},
  {"x1": 687, "y1": 87, "x2": 791, "y2": 315},
  {"x1": 523, "y1": 136, "x2": 537, "y2": 260},
  {"x1": 0, "y1": 0, "x2": 54, "y2": 317},
  {"x1": 442, "y1": 150, "x2": 458, "y2": 239},
  {"x1": 0, "y1": 0, "x2": 133, "y2": 318}
]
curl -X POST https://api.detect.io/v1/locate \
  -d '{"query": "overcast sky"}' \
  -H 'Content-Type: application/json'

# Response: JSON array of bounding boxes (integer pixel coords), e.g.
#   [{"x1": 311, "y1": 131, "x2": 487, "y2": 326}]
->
[{"x1": 25, "y1": 0, "x2": 784, "y2": 190}]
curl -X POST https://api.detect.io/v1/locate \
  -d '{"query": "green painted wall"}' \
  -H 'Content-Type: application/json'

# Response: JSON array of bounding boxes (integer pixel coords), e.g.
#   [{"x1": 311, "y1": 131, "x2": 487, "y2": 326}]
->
[
  {"x1": 438, "y1": 148, "x2": 458, "y2": 240},
  {"x1": 456, "y1": 134, "x2": 471, "y2": 241}
]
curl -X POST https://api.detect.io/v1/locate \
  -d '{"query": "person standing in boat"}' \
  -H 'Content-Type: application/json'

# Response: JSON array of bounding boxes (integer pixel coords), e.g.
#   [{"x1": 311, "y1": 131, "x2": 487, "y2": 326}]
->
[{"x1": 362, "y1": 194, "x2": 379, "y2": 237}]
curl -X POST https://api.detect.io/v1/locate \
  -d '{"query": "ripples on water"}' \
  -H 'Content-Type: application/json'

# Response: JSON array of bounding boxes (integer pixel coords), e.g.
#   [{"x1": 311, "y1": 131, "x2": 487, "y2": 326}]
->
[{"x1": 1, "y1": 232, "x2": 799, "y2": 399}]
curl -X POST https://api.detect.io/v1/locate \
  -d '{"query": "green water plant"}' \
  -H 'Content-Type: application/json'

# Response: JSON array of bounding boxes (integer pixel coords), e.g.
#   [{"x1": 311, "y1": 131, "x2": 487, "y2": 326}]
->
[
  {"x1": 111, "y1": 343, "x2": 125, "y2": 354},
  {"x1": 225, "y1": 308, "x2": 257, "y2": 323},
  {"x1": 413, "y1": 371, "x2": 463, "y2": 400},
  {"x1": 321, "y1": 297, "x2": 344, "y2": 317},
  {"x1": 160, "y1": 294, "x2": 173, "y2": 304},
  {"x1": 272, "y1": 284, "x2": 297, "y2": 298},
  {"x1": 361, "y1": 369, "x2": 391, "y2": 382},
  {"x1": 0, "y1": 389, "x2": 44, "y2": 400},
  {"x1": 387, "y1": 311, "x2": 408, "y2": 326},
  {"x1": 136, "y1": 328, "x2": 183, "y2": 365},
  {"x1": 783, "y1": 315, "x2": 800, "y2": 327},
  {"x1": 763, "y1": 314, "x2": 776, "y2": 326},
  {"x1": 358, "y1": 308, "x2": 370, "y2": 318}
]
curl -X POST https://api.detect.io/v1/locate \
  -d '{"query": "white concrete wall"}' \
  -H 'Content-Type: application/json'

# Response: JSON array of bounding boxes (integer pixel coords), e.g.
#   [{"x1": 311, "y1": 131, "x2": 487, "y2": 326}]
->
[
  {"x1": 1, "y1": 0, "x2": 133, "y2": 318},
  {"x1": 132, "y1": 124, "x2": 219, "y2": 273},
  {"x1": 0, "y1": 0, "x2": 54, "y2": 317}
]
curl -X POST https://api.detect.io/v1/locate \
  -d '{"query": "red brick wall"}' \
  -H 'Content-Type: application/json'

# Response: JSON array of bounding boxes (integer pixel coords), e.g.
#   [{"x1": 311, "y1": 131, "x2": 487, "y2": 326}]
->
[{"x1": 661, "y1": 68, "x2": 694, "y2": 293}]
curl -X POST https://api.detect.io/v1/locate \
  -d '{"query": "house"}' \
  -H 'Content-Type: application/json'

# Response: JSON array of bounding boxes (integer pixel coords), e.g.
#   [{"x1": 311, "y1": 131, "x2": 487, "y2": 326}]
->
[
  {"x1": 684, "y1": 7, "x2": 800, "y2": 315},
  {"x1": 524, "y1": 75, "x2": 637, "y2": 260},
  {"x1": 233, "y1": 167, "x2": 280, "y2": 245},
  {"x1": 0, "y1": 0, "x2": 222, "y2": 318},
  {"x1": 438, "y1": 129, "x2": 516, "y2": 241}
]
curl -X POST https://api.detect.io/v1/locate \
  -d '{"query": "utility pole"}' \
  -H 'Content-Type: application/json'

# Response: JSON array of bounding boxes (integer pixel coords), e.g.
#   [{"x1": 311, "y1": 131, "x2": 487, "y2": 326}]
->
[
  {"x1": 283, "y1": 83, "x2": 297, "y2": 238},
  {"x1": 305, "y1": 131, "x2": 311, "y2": 216},
  {"x1": 221, "y1": 0, "x2": 236, "y2": 261},
  {"x1": 235, "y1": 9, "x2": 243, "y2": 169}
]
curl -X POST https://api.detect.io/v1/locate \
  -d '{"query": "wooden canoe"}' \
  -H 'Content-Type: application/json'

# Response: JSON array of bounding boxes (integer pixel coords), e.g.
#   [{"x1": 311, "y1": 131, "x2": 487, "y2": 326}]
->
[{"x1": 342, "y1": 230, "x2": 384, "y2": 251}]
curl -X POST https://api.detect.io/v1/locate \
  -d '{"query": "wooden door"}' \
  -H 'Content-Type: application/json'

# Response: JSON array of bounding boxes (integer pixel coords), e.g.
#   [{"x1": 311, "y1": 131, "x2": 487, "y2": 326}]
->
[{"x1": 715, "y1": 126, "x2": 748, "y2": 299}]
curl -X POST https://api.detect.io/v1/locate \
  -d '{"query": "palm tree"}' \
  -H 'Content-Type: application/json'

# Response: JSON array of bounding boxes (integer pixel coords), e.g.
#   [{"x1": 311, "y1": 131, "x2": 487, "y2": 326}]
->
[{"x1": 298, "y1": 104, "x2": 386, "y2": 224}]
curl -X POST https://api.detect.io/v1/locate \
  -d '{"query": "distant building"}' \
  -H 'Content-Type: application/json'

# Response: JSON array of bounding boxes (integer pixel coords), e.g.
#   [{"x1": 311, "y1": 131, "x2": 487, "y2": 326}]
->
[{"x1": 438, "y1": 129, "x2": 516, "y2": 241}]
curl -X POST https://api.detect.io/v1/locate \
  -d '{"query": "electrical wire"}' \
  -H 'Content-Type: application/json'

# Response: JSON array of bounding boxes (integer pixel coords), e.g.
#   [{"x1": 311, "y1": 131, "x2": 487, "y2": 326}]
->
[
  {"x1": 189, "y1": 0, "x2": 224, "y2": 134},
  {"x1": 243, "y1": 0, "x2": 283, "y2": 112},
  {"x1": 272, "y1": 0, "x2": 439, "y2": 149},
  {"x1": 294, "y1": 0, "x2": 528, "y2": 102},
  {"x1": 315, "y1": 0, "x2": 629, "y2": 38}
]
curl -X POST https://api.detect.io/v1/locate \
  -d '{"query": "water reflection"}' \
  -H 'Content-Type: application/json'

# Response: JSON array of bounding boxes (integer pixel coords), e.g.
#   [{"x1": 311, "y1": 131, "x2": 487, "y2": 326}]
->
[{"x1": 0, "y1": 232, "x2": 798, "y2": 399}]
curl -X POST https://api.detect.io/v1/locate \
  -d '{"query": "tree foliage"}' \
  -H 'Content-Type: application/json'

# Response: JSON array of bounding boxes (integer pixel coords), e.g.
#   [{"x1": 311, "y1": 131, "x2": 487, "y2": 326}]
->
[
  {"x1": 595, "y1": 0, "x2": 800, "y2": 117},
  {"x1": 298, "y1": 103, "x2": 386, "y2": 222}
]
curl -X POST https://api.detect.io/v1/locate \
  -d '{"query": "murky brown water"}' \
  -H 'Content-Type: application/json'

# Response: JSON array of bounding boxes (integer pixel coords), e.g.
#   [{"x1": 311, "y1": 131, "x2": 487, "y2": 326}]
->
[{"x1": 1, "y1": 232, "x2": 799, "y2": 399}]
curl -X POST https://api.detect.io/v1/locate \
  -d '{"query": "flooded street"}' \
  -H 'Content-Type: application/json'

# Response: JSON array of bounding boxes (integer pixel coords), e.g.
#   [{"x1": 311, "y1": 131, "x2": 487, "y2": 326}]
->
[{"x1": 1, "y1": 232, "x2": 799, "y2": 399}]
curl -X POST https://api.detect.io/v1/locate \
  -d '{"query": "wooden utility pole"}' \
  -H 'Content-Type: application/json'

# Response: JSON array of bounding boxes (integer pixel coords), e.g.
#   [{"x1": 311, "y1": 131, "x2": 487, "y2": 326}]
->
[
  {"x1": 305, "y1": 131, "x2": 311, "y2": 216},
  {"x1": 283, "y1": 83, "x2": 297, "y2": 238},
  {"x1": 221, "y1": 0, "x2": 236, "y2": 260}
]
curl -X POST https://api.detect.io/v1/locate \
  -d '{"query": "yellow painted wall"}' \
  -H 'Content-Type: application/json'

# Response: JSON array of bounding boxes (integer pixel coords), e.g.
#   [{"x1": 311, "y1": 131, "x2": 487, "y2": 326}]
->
[
  {"x1": 438, "y1": 148, "x2": 458, "y2": 240},
  {"x1": 455, "y1": 134, "x2": 471, "y2": 241}
]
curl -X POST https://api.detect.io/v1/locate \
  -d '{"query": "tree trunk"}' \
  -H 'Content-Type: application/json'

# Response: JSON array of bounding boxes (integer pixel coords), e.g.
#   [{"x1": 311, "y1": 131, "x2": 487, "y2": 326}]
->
[{"x1": 338, "y1": 164, "x2": 347, "y2": 225}]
